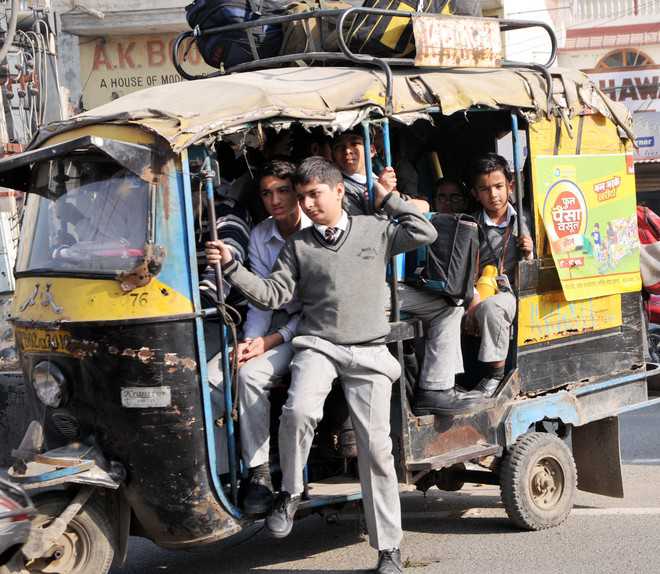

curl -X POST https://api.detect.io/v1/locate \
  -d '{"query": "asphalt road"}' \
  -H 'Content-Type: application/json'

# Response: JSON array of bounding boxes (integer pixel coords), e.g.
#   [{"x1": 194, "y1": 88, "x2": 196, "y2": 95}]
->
[{"x1": 111, "y1": 403, "x2": 660, "y2": 574}]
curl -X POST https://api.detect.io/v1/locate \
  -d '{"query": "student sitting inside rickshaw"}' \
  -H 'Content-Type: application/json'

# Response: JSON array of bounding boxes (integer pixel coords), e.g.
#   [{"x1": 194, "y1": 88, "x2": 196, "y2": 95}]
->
[
  {"x1": 434, "y1": 178, "x2": 472, "y2": 215},
  {"x1": 332, "y1": 128, "x2": 430, "y2": 215},
  {"x1": 332, "y1": 128, "x2": 486, "y2": 414},
  {"x1": 232, "y1": 160, "x2": 312, "y2": 516},
  {"x1": 465, "y1": 153, "x2": 534, "y2": 397},
  {"x1": 206, "y1": 157, "x2": 437, "y2": 574}
]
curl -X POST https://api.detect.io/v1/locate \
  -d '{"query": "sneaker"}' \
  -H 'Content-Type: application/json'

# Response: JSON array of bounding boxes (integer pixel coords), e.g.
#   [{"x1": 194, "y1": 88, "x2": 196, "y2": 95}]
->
[
  {"x1": 243, "y1": 463, "x2": 273, "y2": 516},
  {"x1": 375, "y1": 548, "x2": 403, "y2": 574},
  {"x1": 266, "y1": 491, "x2": 300, "y2": 538}
]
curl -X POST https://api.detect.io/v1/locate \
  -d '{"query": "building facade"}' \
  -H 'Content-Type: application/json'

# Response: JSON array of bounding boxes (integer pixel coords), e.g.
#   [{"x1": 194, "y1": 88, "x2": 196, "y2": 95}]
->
[{"x1": 54, "y1": 0, "x2": 212, "y2": 113}]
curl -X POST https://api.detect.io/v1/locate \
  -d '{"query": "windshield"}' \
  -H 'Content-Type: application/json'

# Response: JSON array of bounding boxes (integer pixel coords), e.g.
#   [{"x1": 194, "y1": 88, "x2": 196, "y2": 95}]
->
[{"x1": 16, "y1": 157, "x2": 150, "y2": 275}]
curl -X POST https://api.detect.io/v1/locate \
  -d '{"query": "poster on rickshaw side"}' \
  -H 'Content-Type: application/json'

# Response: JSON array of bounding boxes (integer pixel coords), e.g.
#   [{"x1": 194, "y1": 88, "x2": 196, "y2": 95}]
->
[{"x1": 534, "y1": 153, "x2": 642, "y2": 302}]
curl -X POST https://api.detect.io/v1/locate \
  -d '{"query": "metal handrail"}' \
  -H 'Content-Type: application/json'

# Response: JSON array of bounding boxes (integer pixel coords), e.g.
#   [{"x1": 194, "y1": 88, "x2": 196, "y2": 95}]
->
[{"x1": 172, "y1": 8, "x2": 560, "y2": 114}]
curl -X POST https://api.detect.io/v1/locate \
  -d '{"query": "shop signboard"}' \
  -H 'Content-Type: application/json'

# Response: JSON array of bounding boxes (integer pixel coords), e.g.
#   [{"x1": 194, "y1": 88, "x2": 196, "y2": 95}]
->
[
  {"x1": 590, "y1": 68, "x2": 660, "y2": 113},
  {"x1": 79, "y1": 33, "x2": 214, "y2": 110},
  {"x1": 633, "y1": 111, "x2": 660, "y2": 161},
  {"x1": 534, "y1": 153, "x2": 641, "y2": 301}
]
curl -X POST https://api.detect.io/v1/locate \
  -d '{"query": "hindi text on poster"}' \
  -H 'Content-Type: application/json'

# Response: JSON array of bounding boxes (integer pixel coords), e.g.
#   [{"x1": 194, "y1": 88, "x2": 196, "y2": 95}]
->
[{"x1": 535, "y1": 153, "x2": 641, "y2": 301}]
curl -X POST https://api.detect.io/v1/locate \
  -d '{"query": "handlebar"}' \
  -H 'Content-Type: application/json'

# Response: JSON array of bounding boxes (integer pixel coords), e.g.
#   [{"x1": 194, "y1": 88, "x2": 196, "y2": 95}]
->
[{"x1": 172, "y1": 8, "x2": 559, "y2": 115}]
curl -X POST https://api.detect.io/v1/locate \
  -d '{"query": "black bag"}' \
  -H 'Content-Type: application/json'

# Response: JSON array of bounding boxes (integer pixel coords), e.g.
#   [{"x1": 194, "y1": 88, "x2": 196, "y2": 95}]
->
[
  {"x1": 345, "y1": 0, "x2": 448, "y2": 58},
  {"x1": 185, "y1": 0, "x2": 285, "y2": 69},
  {"x1": 406, "y1": 213, "x2": 479, "y2": 305}
]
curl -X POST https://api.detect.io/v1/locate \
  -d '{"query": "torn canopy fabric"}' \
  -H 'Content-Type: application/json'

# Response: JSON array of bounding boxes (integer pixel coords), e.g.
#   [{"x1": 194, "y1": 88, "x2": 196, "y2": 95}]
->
[{"x1": 32, "y1": 65, "x2": 633, "y2": 152}]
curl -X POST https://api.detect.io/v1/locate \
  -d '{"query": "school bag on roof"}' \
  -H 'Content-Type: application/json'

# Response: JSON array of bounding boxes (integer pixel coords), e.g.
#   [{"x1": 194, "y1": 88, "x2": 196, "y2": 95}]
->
[
  {"x1": 345, "y1": 0, "x2": 449, "y2": 58},
  {"x1": 279, "y1": 0, "x2": 352, "y2": 56},
  {"x1": 405, "y1": 212, "x2": 480, "y2": 305},
  {"x1": 185, "y1": 0, "x2": 286, "y2": 69}
]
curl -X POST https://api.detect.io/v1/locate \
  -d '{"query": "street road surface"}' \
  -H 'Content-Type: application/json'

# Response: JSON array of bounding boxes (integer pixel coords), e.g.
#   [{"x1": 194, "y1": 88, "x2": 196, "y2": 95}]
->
[{"x1": 111, "y1": 403, "x2": 660, "y2": 574}]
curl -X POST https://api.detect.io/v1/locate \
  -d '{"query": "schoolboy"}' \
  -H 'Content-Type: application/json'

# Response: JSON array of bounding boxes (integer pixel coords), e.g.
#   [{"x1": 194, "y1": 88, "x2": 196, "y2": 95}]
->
[
  {"x1": 206, "y1": 157, "x2": 437, "y2": 574},
  {"x1": 466, "y1": 153, "x2": 533, "y2": 397},
  {"x1": 233, "y1": 160, "x2": 311, "y2": 516},
  {"x1": 333, "y1": 129, "x2": 484, "y2": 414},
  {"x1": 434, "y1": 178, "x2": 470, "y2": 215},
  {"x1": 332, "y1": 128, "x2": 430, "y2": 215}
]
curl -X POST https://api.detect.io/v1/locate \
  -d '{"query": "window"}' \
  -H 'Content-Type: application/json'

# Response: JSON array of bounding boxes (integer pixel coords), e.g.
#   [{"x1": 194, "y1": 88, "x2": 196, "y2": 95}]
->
[
  {"x1": 596, "y1": 49, "x2": 654, "y2": 70},
  {"x1": 16, "y1": 157, "x2": 150, "y2": 275}
]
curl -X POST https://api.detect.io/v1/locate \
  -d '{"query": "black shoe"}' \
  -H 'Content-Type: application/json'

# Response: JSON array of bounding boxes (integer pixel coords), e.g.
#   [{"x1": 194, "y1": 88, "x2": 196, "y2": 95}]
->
[
  {"x1": 475, "y1": 376, "x2": 503, "y2": 398},
  {"x1": 266, "y1": 491, "x2": 300, "y2": 538},
  {"x1": 243, "y1": 463, "x2": 273, "y2": 515},
  {"x1": 375, "y1": 548, "x2": 403, "y2": 574},
  {"x1": 413, "y1": 388, "x2": 486, "y2": 416}
]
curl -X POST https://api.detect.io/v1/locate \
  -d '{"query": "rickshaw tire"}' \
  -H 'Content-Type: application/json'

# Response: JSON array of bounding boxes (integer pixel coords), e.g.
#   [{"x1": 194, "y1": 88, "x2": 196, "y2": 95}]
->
[
  {"x1": 500, "y1": 432, "x2": 577, "y2": 531},
  {"x1": 25, "y1": 493, "x2": 115, "y2": 574}
]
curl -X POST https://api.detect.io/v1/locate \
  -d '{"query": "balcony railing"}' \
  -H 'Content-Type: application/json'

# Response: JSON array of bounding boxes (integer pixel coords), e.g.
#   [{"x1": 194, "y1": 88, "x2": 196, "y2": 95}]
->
[{"x1": 571, "y1": 0, "x2": 660, "y2": 25}]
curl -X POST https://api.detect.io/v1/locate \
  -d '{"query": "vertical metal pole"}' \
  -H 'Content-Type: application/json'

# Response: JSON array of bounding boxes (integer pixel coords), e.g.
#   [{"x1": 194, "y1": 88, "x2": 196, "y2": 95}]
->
[
  {"x1": 382, "y1": 118, "x2": 392, "y2": 167},
  {"x1": 380, "y1": 118, "x2": 402, "y2": 324},
  {"x1": 362, "y1": 120, "x2": 374, "y2": 213},
  {"x1": 202, "y1": 158, "x2": 238, "y2": 504},
  {"x1": 511, "y1": 112, "x2": 525, "y2": 246}
]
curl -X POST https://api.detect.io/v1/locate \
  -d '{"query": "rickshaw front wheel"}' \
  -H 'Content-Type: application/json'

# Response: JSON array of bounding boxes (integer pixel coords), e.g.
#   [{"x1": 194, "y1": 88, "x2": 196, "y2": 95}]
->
[
  {"x1": 500, "y1": 432, "x2": 577, "y2": 531},
  {"x1": 22, "y1": 493, "x2": 114, "y2": 574}
]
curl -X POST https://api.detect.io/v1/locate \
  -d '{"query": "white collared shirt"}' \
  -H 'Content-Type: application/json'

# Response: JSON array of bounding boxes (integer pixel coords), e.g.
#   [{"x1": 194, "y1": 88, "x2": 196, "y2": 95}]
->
[
  {"x1": 242, "y1": 210, "x2": 312, "y2": 341},
  {"x1": 314, "y1": 210, "x2": 349, "y2": 239},
  {"x1": 483, "y1": 202, "x2": 517, "y2": 229}
]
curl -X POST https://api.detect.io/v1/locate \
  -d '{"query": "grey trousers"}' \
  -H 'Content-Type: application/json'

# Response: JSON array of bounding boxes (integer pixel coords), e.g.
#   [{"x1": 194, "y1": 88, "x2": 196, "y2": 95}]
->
[
  {"x1": 398, "y1": 284, "x2": 464, "y2": 390},
  {"x1": 237, "y1": 342, "x2": 294, "y2": 468},
  {"x1": 474, "y1": 290, "x2": 517, "y2": 362},
  {"x1": 280, "y1": 335, "x2": 403, "y2": 551}
]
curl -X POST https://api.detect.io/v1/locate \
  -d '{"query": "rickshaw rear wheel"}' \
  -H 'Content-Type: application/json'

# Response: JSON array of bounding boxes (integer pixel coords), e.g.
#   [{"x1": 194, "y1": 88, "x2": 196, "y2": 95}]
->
[
  {"x1": 22, "y1": 493, "x2": 114, "y2": 574},
  {"x1": 500, "y1": 432, "x2": 577, "y2": 531}
]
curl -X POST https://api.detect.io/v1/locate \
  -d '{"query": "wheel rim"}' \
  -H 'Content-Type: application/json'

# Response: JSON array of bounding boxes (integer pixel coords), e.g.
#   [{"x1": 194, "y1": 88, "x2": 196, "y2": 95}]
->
[
  {"x1": 529, "y1": 455, "x2": 565, "y2": 510},
  {"x1": 26, "y1": 516, "x2": 93, "y2": 574}
]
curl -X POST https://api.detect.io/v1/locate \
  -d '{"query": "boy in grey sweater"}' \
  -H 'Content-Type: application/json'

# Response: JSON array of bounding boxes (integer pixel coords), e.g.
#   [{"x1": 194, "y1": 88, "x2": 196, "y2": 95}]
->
[{"x1": 206, "y1": 157, "x2": 436, "y2": 574}]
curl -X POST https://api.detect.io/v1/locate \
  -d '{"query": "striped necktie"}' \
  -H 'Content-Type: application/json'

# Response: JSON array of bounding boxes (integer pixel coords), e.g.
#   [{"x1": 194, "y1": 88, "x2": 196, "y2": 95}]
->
[{"x1": 324, "y1": 226, "x2": 338, "y2": 244}]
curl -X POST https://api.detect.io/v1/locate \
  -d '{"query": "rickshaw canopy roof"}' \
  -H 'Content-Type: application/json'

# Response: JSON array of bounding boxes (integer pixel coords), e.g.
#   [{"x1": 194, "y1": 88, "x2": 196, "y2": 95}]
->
[{"x1": 33, "y1": 66, "x2": 632, "y2": 152}]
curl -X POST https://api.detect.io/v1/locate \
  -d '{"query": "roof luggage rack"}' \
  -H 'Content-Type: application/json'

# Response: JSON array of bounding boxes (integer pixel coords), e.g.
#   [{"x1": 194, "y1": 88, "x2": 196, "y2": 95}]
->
[{"x1": 172, "y1": 8, "x2": 558, "y2": 114}]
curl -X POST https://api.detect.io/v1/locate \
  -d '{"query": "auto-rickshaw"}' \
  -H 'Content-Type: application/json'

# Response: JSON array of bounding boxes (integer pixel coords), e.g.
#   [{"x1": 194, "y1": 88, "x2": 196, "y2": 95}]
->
[{"x1": 0, "y1": 9, "x2": 657, "y2": 574}]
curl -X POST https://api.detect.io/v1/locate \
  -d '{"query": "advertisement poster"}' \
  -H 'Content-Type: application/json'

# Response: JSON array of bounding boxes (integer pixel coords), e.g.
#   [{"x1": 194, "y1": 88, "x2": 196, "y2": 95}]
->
[{"x1": 534, "y1": 153, "x2": 641, "y2": 301}]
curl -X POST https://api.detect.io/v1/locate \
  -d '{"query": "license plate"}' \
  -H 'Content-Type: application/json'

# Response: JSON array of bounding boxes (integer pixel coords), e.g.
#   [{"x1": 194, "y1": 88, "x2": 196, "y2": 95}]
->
[
  {"x1": 14, "y1": 328, "x2": 72, "y2": 354},
  {"x1": 121, "y1": 386, "x2": 171, "y2": 408}
]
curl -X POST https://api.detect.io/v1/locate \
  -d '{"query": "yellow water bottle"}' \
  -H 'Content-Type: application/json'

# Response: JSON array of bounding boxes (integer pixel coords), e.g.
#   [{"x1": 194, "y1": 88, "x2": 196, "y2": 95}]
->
[{"x1": 476, "y1": 265, "x2": 499, "y2": 300}]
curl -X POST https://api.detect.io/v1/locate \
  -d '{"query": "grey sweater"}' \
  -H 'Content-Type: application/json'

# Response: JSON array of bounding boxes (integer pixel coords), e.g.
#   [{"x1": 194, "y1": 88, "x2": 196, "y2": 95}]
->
[{"x1": 223, "y1": 194, "x2": 437, "y2": 345}]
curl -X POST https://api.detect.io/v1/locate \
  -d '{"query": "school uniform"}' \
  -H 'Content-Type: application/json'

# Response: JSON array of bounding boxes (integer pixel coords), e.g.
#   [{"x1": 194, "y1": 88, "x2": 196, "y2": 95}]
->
[
  {"x1": 474, "y1": 203, "x2": 529, "y2": 363},
  {"x1": 235, "y1": 212, "x2": 312, "y2": 469},
  {"x1": 342, "y1": 172, "x2": 463, "y2": 391},
  {"x1": 223, "y1": 193, "x2": 437, "y2": 550}
]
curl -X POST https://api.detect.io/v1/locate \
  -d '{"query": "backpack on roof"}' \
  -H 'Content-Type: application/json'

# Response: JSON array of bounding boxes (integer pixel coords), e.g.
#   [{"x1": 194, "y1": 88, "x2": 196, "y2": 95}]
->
[
  {"x1": 405, "y1": 212, "x2": 480, "y2": 305},
  {"x1": 345, "y1": 0, "x2": 448, "y2": 58},
  {"x1": 185, "y1": 0, "x2": 286, "y2": 69}
]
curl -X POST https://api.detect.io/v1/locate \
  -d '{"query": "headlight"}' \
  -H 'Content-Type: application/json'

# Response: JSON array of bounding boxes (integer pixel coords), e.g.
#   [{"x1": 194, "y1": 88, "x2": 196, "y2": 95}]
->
[{"x1": 31, "y1": 362, "x2": 67, "y2": 408}]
